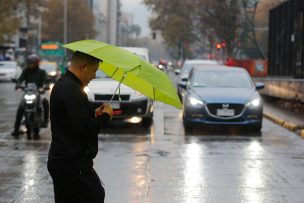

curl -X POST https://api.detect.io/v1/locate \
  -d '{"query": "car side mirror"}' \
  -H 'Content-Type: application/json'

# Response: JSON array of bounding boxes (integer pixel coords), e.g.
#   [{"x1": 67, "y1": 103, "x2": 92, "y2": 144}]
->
[
  {"x1": 255, "y1": 82, "x2": 265, "y2": 90},
  {"x1": 178, "y1": 82, "x2": 187, "y2": 89}
]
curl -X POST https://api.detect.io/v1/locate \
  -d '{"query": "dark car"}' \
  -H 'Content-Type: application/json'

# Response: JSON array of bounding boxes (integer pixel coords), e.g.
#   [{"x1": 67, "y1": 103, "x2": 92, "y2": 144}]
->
[
  {"x1": 177, "y1": 59, "x2": 218, "y2": 100},
  {"x1": 183, "y1": 65, "x2": 264, "y2": 133}
]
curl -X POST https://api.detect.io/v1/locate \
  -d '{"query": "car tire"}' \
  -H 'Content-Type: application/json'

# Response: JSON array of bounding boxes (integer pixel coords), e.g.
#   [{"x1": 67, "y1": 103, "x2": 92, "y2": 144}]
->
[
  {"x1": 142, "y1": 117, "x2": 153, "y2": 127},
  {"x1": 183, "y1": 117, "x2": 193, "y2": 134},
  {"x1": 178, "y1": 91, "x2": 183, "y2": 103},
  {"x1": 250, "y1": 124, "x2": 262, "y2": 135}
]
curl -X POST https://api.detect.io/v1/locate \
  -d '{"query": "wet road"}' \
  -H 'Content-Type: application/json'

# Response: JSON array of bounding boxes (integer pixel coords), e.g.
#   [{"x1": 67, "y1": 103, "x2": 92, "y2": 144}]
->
[{"x1": 1, "y1": 82, "x2": 304, "y2": 202}]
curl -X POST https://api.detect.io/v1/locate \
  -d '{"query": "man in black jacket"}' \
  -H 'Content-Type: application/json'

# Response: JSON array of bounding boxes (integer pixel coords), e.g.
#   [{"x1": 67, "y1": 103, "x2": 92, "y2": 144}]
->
[
  {"x1": 11, "y1": 54, "x2": 49, "y2": 138},
  {"x1": 47, "y1": 51, "x2": 113, "y2": 203}
]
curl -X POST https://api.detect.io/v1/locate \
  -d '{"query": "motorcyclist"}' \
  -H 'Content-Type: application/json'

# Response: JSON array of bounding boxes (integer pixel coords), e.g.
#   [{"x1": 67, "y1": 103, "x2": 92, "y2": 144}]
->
[{"x1": 11, "y1": 54, "x2": 49, "y2": 138}]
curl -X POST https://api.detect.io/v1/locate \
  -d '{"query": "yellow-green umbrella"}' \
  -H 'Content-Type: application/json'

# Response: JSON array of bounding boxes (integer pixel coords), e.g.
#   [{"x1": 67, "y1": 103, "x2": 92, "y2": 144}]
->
[{"x1": 63, "y1": 40, "x2": 182, "y2": 109}]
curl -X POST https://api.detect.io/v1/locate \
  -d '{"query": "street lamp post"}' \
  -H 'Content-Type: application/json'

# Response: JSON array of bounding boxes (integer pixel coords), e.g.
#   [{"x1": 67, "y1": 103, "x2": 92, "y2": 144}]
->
[{"x1": 64, "y1": 0, "x2": 67, "y2": 45}]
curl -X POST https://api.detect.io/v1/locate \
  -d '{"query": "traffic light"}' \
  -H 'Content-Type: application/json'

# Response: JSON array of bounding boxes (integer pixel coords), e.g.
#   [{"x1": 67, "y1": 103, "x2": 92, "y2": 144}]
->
[
  {"x1": 152, "y1": 32, "x2": 156, "y2": 39},
  {"x1": 216, "y1": 43, "x2": 221, "y2": 50}
]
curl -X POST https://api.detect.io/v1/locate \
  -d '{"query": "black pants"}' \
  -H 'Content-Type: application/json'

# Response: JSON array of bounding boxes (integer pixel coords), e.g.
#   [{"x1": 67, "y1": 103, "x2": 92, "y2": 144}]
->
[{"x1": 47, "y1": 164, "x2": 105, "y2": 203}]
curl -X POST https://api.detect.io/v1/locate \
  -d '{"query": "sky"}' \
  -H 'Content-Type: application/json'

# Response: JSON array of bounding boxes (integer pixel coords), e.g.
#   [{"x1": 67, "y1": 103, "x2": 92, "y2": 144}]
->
[{"x1": 120, "y1": 0, "x2": 151, "y2": 37}]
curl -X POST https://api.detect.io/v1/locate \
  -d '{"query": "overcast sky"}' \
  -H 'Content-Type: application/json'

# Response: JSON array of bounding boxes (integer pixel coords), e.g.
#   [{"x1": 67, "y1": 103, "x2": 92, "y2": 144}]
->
[{"x1": 120, "y1": 0, "x2": 151, "y2": 37}]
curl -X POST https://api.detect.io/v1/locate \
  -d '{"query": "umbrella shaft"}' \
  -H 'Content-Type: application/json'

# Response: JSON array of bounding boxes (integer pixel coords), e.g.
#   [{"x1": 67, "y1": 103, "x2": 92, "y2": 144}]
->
[
  {"x1": 109, "y1": 74, "x2": 126, "y2": 104},
  {"x1": 109, "y1": 83, "x2": 121, "y2": 103}
]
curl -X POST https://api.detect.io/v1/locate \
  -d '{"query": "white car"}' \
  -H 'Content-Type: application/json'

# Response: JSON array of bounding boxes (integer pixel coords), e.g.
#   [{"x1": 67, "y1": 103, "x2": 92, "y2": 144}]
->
[
  {"x1": 85, "y1": 47, "x2": 154, "y2": 126},
  {"x1": 0, "y1": 61, "x2": 22, "y2": 82}
]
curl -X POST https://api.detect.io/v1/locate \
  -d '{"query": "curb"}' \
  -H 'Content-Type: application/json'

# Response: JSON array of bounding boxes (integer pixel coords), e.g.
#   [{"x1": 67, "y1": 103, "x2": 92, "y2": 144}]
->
[{"x1": 263, "y1": 112, "x2": 303, "y2": 137}]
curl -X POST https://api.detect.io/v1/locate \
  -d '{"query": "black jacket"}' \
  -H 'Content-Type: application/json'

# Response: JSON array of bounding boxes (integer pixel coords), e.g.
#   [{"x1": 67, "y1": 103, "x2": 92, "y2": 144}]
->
[
  {"x1": 48, "y1": 70, "x2": 103, "y2": 169},
  {"x1": 17, "y1": 67, "x2": 48, "y2": 88}
]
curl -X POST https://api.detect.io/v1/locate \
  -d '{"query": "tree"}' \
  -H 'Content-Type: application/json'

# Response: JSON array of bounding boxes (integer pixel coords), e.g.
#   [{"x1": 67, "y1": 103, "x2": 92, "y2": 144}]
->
[
  {"x1": 254, "y1": 0, "x2": 284, "y2": 55},
  {"x1": 144, "y1": 0, "x2": 196, "y2": 59},
  {"x1": 129, "y1": 24, "x2": 141, "y2": 38},
  {"x1": 195, "y1": 0, "x2": 243, "y2": 57},
  {"x1": 0, "y1": 0, "x2": 20, "y2": 45},
  {"x1": 42, "y1": 0, "x2": 96, "y2": 43}
]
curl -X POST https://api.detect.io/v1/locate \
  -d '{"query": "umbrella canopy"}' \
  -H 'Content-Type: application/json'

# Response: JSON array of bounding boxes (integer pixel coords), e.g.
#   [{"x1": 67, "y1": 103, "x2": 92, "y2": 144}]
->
[{"x1": 63, "y1": 40, "x2": 182, "y2": 109}]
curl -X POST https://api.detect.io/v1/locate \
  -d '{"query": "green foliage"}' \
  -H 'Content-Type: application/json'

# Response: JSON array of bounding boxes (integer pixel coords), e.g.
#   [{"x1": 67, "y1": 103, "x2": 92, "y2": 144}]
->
[
  {"x1": 144, "y1": 0, "x2": 196, "y2": 58},
  {"x1": 129, "y1": 24, "x2": 141, "y2": 38},
  {"x1": 0, "y1": 0, "x2": 20, "y2": 45},
  {"x1": 144, "y1": 0, "x2": 244, "y2": 57},
  {"x1": 42, "y1": 0, "x2": 96, "y2": 43}
]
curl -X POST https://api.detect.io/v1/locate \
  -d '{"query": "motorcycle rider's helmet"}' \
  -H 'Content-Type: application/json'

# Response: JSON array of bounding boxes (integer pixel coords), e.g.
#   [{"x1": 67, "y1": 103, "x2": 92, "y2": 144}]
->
[{"x1": 26, "y1": 54, "x2": 40, "y2": 68}]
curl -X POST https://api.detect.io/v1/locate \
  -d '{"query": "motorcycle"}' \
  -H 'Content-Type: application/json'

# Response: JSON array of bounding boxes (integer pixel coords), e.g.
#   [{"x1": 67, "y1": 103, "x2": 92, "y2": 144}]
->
[{"x1": 18, "y1": 83, "x2": 47, "y2": 139}]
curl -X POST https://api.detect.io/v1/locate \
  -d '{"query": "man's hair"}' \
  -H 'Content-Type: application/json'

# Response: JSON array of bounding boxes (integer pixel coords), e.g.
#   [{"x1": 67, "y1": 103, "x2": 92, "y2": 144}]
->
[{"x1": 70, "y1": 51, "x2": 101, "y2": 68}]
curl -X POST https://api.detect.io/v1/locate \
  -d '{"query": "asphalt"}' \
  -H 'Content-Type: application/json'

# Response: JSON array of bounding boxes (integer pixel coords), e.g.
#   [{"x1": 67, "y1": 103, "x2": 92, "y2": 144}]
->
[{"x1": 263, "y1": 98, "x2": 304, "y2": 138}]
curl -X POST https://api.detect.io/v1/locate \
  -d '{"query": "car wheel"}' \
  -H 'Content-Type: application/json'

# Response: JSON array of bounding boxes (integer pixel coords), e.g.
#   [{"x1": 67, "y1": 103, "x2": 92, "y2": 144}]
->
[
  {"x1": 250, "y1": 124, "x2": 262, "y2": 136},
  {"x1": 142, "y1": 117, "x2": 153, "y2": 127},
  {"x1": 177, "y1": 91, "x2": 183, "y2": 103},
  {"x1": 183, "y1": 117, "x2": 192, "y2": 134}
]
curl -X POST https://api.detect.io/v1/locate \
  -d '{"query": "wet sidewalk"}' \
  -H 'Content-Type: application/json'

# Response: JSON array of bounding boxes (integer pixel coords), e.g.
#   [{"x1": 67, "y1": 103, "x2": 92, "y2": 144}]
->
[{"x1": 263, "y1": 98, "x2": 304, "y2": 137}]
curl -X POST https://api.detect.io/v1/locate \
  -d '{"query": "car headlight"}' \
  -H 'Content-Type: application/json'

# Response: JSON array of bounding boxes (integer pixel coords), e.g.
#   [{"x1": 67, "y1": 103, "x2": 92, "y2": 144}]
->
[
  {"x1": 49, "y1": 71, "x2": 57, "y2": 76},
  {"x1": 84, "y1": 86, "x2": 89, "y2": 93},
  {"x1": 246, "y1": 98, "x2": 261, "y2": 108},
  {"x1": 188, "y1": 96, "x2": 204, "y2": 106}
]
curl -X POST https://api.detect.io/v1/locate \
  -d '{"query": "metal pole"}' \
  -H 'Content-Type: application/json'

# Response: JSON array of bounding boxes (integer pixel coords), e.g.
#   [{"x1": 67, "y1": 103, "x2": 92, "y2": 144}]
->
[
  {"x1": 64, "y1": 0, "x2": 67, "y2": 44},
  {"x1": 38, "y1": 15, "x2": 41, "y2": 45}
]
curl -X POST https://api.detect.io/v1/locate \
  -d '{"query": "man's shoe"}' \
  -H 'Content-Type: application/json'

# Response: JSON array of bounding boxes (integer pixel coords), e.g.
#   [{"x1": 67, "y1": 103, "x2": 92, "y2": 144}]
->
[{"x1": 11, "y1": 130, "x2": 19, "y2": 137}]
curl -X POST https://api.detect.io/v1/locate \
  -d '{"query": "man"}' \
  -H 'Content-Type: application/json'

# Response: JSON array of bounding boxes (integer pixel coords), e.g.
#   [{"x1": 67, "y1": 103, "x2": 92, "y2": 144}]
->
[
  {"x1": 47, "y1": 51, "x2": 113, "y2": 203},
  {"x1": 11, "y1": 54, "x2": 49, "y2": 138}
]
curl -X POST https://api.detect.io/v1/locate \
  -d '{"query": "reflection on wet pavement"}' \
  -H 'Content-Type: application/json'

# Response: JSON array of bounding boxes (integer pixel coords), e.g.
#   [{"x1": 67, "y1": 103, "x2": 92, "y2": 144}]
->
[{"x1": 1, "y1": 83, "x2": 304, "y2": 202}]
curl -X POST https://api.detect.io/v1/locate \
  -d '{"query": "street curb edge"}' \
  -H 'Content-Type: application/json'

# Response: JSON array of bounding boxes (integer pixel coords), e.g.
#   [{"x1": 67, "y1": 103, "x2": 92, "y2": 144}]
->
[{"x1": 263, "y1": 112, "x2": 303, "y2": 138}]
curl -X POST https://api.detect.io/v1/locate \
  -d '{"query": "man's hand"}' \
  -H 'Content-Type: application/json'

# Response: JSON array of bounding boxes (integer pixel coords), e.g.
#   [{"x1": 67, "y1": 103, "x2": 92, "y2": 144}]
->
[{"x1": 95, "y1": 103, "x2": 113, "y2": 118}]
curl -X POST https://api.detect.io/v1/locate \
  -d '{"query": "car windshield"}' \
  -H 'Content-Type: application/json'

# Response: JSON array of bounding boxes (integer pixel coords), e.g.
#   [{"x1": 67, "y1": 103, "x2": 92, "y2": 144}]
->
[
  {"x1": 0, "y1": 62, "x2": 16, "y2": 69},
  {"x1": 95, "y1": 69, "x2": 110, "y2": 78},
  {"x1": 191, "y1": 71, "x2": 252, "y2": 88}
]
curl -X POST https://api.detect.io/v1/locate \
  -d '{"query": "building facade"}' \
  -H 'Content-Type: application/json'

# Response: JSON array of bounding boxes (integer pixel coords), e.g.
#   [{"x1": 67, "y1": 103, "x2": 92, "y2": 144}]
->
[{"x1": 93, "y1": 0, "x2": 119, "y2": 45}]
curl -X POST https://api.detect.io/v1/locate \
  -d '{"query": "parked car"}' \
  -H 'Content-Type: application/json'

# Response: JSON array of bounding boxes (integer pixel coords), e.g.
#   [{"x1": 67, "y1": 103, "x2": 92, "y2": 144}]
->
[
  {"x1": 40, "y1": 61, "x2": 61, "y2": 82},
  {"x1": 0, "y1": 61, "x2": 22, "y2": 82},
  {"x1": 177, "y1": 59, "x2": 218, "y2": 99},
  {"x1": 183, "y1": 65, "x2": 264, "y2": 133},
  {"x1": 85, "y1": 47, "x2": 154, "y2": 126}
]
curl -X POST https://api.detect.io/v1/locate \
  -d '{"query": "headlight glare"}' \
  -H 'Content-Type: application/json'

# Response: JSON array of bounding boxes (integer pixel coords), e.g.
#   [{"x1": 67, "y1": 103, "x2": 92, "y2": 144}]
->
[
  {"x1": 49, "y1": 71, "x2": 57, "y2": 76},
  {"x1": 246, "y1": 98, "x2": 260, "y2": 108},
  {"x1": 188, "y1": 97, "x2": 204, "y2": 106}
]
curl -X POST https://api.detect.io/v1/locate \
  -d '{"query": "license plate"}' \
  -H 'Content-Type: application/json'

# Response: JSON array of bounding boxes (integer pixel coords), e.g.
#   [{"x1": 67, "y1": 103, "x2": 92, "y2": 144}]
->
[
  {"x1": 216, "y1": 109, "x2": 234, "y2": 116},
  {"x1": 111, "y1": 102, "x2": 120, "y2": 109}
]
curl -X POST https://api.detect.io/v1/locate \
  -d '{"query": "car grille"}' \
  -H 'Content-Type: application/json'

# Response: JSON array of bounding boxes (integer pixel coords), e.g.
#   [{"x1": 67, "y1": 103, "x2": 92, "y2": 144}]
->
[
  {"x1": 94, "y1": 94, "x2": 130, "y2": 101},
  {"x1": 206, "y1": 103, "x2": 244, "y2": 118}
]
